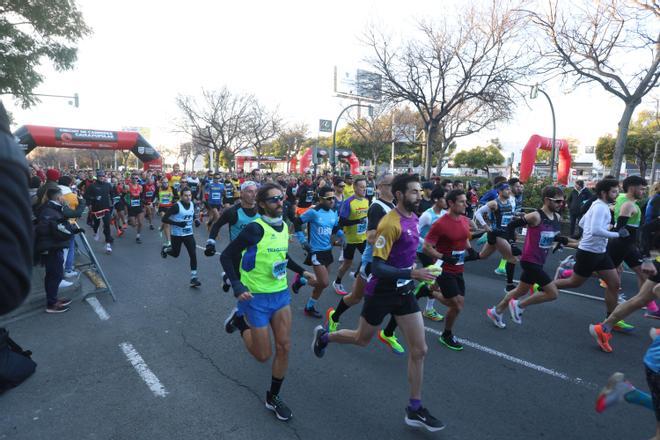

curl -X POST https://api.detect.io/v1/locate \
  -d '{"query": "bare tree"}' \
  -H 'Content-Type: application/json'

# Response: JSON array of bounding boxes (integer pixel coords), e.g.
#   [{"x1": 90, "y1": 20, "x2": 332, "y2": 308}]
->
[
  {"x1": 178, "y1": 142, "x2": 192, "y2": 171},
  {"x1": 176, "y1": 87, "x2": 254, "y2": 171},
  {"x1": 246, "y1": 100, "x2": 281, "y2": 168},
  {"x1": 526, "y1": 0, "x2": 660, "y2": 179},
  {"x1": 346, "y1": 103, "x2": 394, "y2": 168},
  {"x1": 365, "y1": 2, "x2": 529, "y2": 177}
]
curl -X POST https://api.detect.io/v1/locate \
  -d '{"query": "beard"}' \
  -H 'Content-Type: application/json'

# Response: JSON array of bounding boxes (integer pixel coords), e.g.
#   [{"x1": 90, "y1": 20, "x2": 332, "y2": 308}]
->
[{"x1": 403, "y1": 198, "x2": 418, "y2": 212}]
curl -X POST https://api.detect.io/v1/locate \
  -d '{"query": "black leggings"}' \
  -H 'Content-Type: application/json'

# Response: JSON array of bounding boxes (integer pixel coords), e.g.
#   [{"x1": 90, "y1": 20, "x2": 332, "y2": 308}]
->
[{"x1": 169, "y1": 235, "x2": 197, "y2": 270}]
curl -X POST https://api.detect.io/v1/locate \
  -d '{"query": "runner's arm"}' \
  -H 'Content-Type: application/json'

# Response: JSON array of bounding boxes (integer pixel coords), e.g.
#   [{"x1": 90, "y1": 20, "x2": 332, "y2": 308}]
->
[
  {"x1": 587, "y1": 205, "x2": 620, "y2": 239},
  {"x1": 208, "y1": 206, "x2": 235, "y2": 240},
  {"x1": 220, "y1": 222, "x2": 263, "y2": 296},
  {"x1": 161, "y1": 204, "x2": 182, "y2": 226},
  {"x1": 285, "y1": 254, "x2": 305, "y2": 275},
  {"x1": 474, "y1": 202, "x2": 494, "y2": 228},
  {"x1": 372, "y1": 257, "x2": 414, "y2": 280}
]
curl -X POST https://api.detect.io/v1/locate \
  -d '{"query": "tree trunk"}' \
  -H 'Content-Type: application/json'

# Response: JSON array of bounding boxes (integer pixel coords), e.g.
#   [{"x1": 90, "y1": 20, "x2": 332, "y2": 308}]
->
[
  {"x1": 424, "y1": 122, "x2": 435, "y2": 178},
  {"x1": 611, "y1": 101, "x2": 638, "y2": 179}
]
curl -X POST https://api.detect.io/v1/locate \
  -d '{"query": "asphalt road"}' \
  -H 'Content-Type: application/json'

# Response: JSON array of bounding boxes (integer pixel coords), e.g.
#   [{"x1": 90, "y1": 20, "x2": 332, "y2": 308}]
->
[{"x1": 0, "y1": 218, "x2": 654, "y2": 440}]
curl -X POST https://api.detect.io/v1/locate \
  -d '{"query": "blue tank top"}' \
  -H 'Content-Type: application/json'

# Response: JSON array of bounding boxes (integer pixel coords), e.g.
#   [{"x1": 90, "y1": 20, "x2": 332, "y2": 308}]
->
[
  {"x1": 230, "y1": 206, "x2": 260, "y2": 241},
  {"x1": 170, "y1": 201, "x2": 194, "y2": 236},
  {"x1": 300, "y1": 206, "x2": 339, "y2": 252},
  {"x1": 490, "y1": 198, "x2": 513, "y2": 231},
  {"x1": 521, "y1": 210, "x2": 560, "y2": 265},
  {"x1": 417, "y1": 207, "x2": 444, "y2": 253},
  {"x1": 645, "y1": 336, "x2": 660, "y2": 373},
  {"x1": 208, "y1": 182, "x2": 224, "y2": 205}
]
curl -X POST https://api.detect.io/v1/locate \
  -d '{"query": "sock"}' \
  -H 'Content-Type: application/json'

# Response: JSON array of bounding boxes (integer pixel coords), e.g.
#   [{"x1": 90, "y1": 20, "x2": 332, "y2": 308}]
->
[
  {"x1": 235, "y1": 315, "x2": 249, "y2": 335},
  {"x1": 624, "y1": 388, "x2": 654, "y2": 410},
  {"x1": 505, "y1": 262, "x2": 515, "y2": 284},
  {"x1": 332, "y1": 298, "x2": 349, "y2": 321},
  {"x1": 498, "y1": 259, "x2": 507, "y2": 271},
  {"x1": 649, "y1": 301, "x2": 659, "y2": 313},
  {"x1": 442, "y1": 329, "x2": 452, "y2": 338},
  {"x1": 425, "y1": 298, "x2": 435, "y2": 311},
  {"x1": 306, "y1": 298, "x2": 317, "y2": 309},
  {"x1": 408, "y1": 398, "x2": 422, "y2": 411},
  {"x1": 191, "y1": 270, "x2": 197, "y2": 278},
  {"x1": 270, "y1": 376, "x2": 284, "y2": 397},
  {"x1": 335, "y1": 276, "x2": 342, "y2": 285},
  {"x1": 383, "y1": 315, "x2": 397, "y2": 337}
]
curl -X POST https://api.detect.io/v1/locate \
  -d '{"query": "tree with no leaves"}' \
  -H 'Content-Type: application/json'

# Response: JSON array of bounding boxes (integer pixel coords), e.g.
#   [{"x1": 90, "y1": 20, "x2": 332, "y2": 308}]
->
[
  {"x1": 365, "y1": 1, "x2": 530, "y2": 178},
  {"x1": 525, "y1": 0, "x2": 660, "y2": 179},
  {"x1": 245, "y1": 100, "x2": 281, "y2": 168}
]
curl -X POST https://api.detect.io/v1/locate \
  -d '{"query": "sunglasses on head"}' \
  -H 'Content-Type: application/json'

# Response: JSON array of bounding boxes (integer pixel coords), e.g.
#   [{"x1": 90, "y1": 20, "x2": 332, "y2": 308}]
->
[{"x1": 265, "y1": 195, "x2": 284, "y2": 203}]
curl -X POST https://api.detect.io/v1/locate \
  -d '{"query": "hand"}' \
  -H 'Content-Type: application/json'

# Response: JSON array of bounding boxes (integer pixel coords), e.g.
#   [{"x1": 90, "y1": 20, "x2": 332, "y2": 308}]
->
[
  {"x1": 552, "y1": 241, "x2": 563, "y2": 254},
  {"x1": 204, "y1": 243, "x2": 216, "y2": 257},
  {"x1": 642, "y1": 260, "x2": 658, "y2": 277},
  {"x1": 237, "y1": 291, "x2": 253, "y2": 301},
  {"x1": 554, "y1": 235, "x2": 569, "y2": 246},
  {"x1": 174, "y1": 221, "x2": 187, "y2": 228},
  {"x1": 618, "y1": 228, "x2": 630, "y2": 238},
  {"x1": 441, "y1": 254, "x2": 459, "y2": 265},
  {"x1": 465, "y1": 248, "x2": 480, "y2": 262},
  {"x1": 411, "y1": 267, "x2": 437, "y2": 282},
  {"x1": 194, "y1": 219, "x2": 201, "y2": 227},
  {"x1": 510, "y1": 243, "x2": 522, "y2": 257},
  {"x1": 74, "y1": 227, "x2": 85, "y2": 234}
]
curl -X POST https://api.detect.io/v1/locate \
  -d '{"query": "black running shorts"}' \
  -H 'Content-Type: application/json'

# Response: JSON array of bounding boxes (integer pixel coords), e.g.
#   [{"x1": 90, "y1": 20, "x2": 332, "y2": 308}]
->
[
  {"x1": 646, "y1": 366, "x2": 660, "y2": 421},
  {"x1": 417, "y1": 252, "x2": 434, "y2": 267},
  {"x1": 343, "y1": 241, "x2": 366, "y2": 260},
  {"x1": 519, "y1": 261, "x2": 552, "y2": 287},
  {"x1": 649, "y1": 261, "x2": 660, "y2": 284},
  {"x1": 573, "y1": 249, "x2": 616, "y2": 278},
  {"x1": 304, "y1": 249, "x2": 334, "y2": 267},
  {"x1": 608, "y1": 240, "x2": 643, "y2": 269},
  {"x1": 436, "y1": 272, "x2": 465, "y2": 299},
  {"x1": 487, "y1": 230, "x2": 509, "y2": 245},
  {"x1": 128, "y1": 206, "x2": 143, "y2": 217},
  {"x1": 361, "y1": 293, "x2": 420, "y2": 326}
]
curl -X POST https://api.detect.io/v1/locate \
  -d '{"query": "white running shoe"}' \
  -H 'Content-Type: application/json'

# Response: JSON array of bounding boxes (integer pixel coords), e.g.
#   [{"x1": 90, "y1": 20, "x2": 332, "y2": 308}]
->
[
  {"x1": 332, "y1": 281, "x2": 348, "y2": 296},
  {"x1": 64, "y1": 270, "x2": 79, "y2": 278},
  {"x1": 486, "y1": 307, "x2": 506, "y2": 329},
  {"x1": 508, "y1": 299, "x2": 523, "y2": 324},
  {"x1": 105, "y1": 243, "x2": 112, "y2": 254},
  {"x1": 58, "y1": 279, "x2": 74, "y2": 289},
  {"x1": 94, "y1": 230, "x2": 101, "y2": 241}
]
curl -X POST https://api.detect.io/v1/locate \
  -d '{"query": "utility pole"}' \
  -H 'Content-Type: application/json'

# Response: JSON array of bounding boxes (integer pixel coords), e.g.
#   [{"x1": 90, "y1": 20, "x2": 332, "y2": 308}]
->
[
  {"x1": 331, "y1": 103, "x2": 372, "y2": 174},
  {"x1": 531, "y1": 84, "x2": 557, "y2": 182}
]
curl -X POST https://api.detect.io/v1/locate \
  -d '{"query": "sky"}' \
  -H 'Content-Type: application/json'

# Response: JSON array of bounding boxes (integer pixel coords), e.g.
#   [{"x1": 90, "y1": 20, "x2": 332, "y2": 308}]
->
[{"x1": 5, "y1": 0, "x2": 657, "y2": 165}]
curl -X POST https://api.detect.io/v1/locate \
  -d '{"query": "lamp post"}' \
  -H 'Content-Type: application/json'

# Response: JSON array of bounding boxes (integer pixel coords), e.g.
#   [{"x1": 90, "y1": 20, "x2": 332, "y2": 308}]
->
[
  {"x1": 332, "y1": 103, "x2": 372, "y2": 174},
  {"x1": 530, "y1": 84, "x2": 557, "y2": 182}
]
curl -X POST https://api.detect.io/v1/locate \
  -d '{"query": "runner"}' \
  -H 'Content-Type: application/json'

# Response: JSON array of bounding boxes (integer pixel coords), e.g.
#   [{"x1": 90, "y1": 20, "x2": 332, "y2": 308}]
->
[
  {"x1": 223, "y1": 176, "x2": 236, "y2": 208},
  {"x1": 343, "y1": 174, "x2": 355, "y2": 198},
  {"x1": 205, "y1": 172, "x2": 225, "y2": 230},
  {"x1": 293, "y1": 185, "x2": 343, "y2": 318},
  {"x1": 127, "y1": 174, "x2": 144, "y2": 244},
  {"x1": 156, "y1": 177, "x2": 177, "y2": 258},
  {"x1": 333, "y1": 176, "x2": 369, "y2": 295},
  {"x1": 85, "y1": 170, "x2": 114, "y2": 254},
  {"x1": 112, "y1": 177, "x2": 128, "y2": 235},
  {"x1": 221, "y1": 183, "x2": 315, "y2": 422},
  {"x1": 205, "y1": 181, "x2": 260, "y2": 292},
  {"x1": 295, "y1": 171, "x2": 315, "y2": 217},
  {"x1": 494, "y1": 178, "x2": 524, "y2": 276},
  {"x1": 421, "y1": 189, "x2": 480, "y2": 350},
  {"x1": 143, "y1": 177, "x2": 156, "y2": 230},
  {"x1": 312, "y1": 174, "x2": 444, "y2": 432},
  {"x1": 365, "y1": 170, "x2": 376, "y2": 204},
  {"x1": 161, "y1": 187, "x2": 201, "y2": 287},
  {"x1": 474, "y1": 183, "x2": 520, "y2": 291},
  {"x1": 485, "y1": 186, "x2": 576, "y2": 328}
]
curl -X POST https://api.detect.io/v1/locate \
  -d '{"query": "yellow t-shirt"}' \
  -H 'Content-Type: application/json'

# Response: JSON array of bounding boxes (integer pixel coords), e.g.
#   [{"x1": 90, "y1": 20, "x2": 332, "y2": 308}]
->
[
  {"x1": 339, "y1": 195, "x2": 369, "y2": 243},
  {"x1": 344, "y1": 183, "x2": 355, "y2": 198}
]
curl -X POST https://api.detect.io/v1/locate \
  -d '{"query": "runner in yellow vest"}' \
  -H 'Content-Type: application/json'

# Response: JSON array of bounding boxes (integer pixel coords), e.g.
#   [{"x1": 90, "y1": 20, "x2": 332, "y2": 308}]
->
[{"x1": 220, "y1": 183, "x2": 315, "y2": 422}]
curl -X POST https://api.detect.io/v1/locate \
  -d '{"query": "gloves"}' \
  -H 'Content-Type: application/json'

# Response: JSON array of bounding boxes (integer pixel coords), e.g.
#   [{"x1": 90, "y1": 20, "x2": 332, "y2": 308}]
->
[
  {"x1": 510, "y1": 242, "x2": 522, "y2": 257},
  {"x1": 302, "y1": 242, "x2": 312, "y2": 253},
  {"x1": 618, "y1": 228, "x2": 630, "y2": 239},
  {"x1": 552, "y1": 241, "x2": 563, "y2": 254},
  {"x1": 73, "y1": 227, "x2": 85, "y2": 234},
  {"x1": 204, "y1": 239, "x2": 216, "y2": 257},
  {"x1": 194, "y1": 219, "x2": 201, "y2": 227},
  {"x1": 465, "y1": 248, "x2": 480, "y2": 262},
  {"x1": 441, "y1": 254, "x2": 459, "y2": 265},
  {"x1": 554, "y1": 235, "x2": 569, "y2": 246}
]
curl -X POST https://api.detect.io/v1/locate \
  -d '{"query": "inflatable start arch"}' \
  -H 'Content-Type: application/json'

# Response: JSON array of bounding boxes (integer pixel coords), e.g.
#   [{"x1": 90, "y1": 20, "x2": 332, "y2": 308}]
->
[
  {"x1": 14, "y1": 125, "x2": 162, "y2": 170},
  {"x1": 519, "y1": 134, "x2": 571, "y2": 185},
  {"x1": 292, "y1": 147, "x2": 360, "y2": 174}
]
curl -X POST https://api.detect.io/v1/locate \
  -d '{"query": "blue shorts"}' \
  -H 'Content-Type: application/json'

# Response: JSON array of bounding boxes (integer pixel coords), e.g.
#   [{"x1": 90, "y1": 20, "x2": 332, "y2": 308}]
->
[{"x1": 237, "y1": 290, "x2": 291, "y2": 328}]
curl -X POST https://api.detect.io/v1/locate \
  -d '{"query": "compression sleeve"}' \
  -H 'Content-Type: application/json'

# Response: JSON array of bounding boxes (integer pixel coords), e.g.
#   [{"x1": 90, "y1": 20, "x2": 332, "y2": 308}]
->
[
  {"x1": 286, "y1": 254, "x2": 305, "y2": 275},
  {"x1": 372, "y1": 257, "x2": 412, "y2": 280},
  {"x1": 641, "y1": 218, "x2": 660, "y2": 257},
  {"x1": 220, "y1": 222, "x2": 263, "y2": 296},
  {"x1": 161, "y1": 204, "x2": 180, "y2": 225},
  {"x1": 474, "y1": 204, "x2": 491, "y2": 227},
  {"x1": 615, "y1": 216, "x2": 630, "y2": 231},
  {"x1": 506, "y1": 215, "x2": 528, "y2": 236}
]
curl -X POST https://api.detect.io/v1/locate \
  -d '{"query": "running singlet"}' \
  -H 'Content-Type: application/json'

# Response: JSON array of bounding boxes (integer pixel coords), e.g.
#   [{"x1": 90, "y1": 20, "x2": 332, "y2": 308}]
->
[
  {"x1": 299, "y1": 207, "x2": 339, "y2": 252},
  {"x1": 490, "y1": 198, "x2": 513, "y2": 231},
  {"x1": 239, "y1": 218, "x2": 289, "y2": 294},
  {"x1": 417, "y1": 207, "x2": 445, "y2": 253},
  {"x1": 143, "y1": 183, "x2": 156, "y2": 204},
  {"x1": 128, "y1": 184, "x2": 142, "y2": 208},
  {"x1": 614, "y1": 193, "x2": 641, "y2": 228},
  {"x1": 366, "y1": 209, "x2": 419, "y2": 296},
  {"x1": 207, "y1": 182, "x2": 224, "y2": 206},
  {"x1": 521, "y1": 210, "x2": 560, "y2": 266},
  {"x1": 169, "y1": 173, "x2": 182, "y2": 192},
  {"x1": 224, "y1": 182, "x2": 235, "y2": 199},
  {"x1": 170, "y1": 201, "x2": 194, "y2": 236},
  {"x1": 187, "y1": 177, "x2": 200, "y2": 197},
  {"x1": 362, "y1": 200, "x2": 394, "y2": 264},
  {"x1": 339, "y1": 195, "x2": 369, "y2": 244},
  {"x1": 424, "y1": 214, "x2": 470, "y2": 274},
  {"x1": 645, "y1": 336, "x2": 660, "y2": 373},
  {"x1": 159, "y1": 188, "x2": 174, "y2": 208},
  {"x1": 344, "y1": 184, "x2": 355, "y2": 198},
  {"x1": 230, "y1": 207, "x2": 260, "y2": 241},
  {"x1": 366, "y1": 182, "x2": 375, "y2": 198}
]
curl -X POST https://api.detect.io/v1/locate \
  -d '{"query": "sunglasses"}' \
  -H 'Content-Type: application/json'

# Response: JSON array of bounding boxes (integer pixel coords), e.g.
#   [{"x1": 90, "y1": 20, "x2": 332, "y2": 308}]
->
[
  {"x1": 265, "y1": 195, "x2": 284, "y2": 203},
  {"x1": 547, "y1": 198, "x2": 564, "y2": 203},
  {"x1": 320, "y1": 196, "x2": 335, "y2": 201}
]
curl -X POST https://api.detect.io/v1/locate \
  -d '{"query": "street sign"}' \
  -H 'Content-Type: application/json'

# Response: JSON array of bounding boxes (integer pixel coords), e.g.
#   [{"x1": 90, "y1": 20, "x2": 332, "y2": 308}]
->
[{"x1": 319, "y1": 119, "x2": 332, "y2": 133}]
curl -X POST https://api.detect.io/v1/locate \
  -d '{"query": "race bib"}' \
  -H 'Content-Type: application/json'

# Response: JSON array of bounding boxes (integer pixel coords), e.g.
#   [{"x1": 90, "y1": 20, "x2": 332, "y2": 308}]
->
[
  {"x1": 211, "y1": 192, "x2": 221, "y2": 200},
  {"x1": 145, "y1": 191, "x2": 154, "y2": 198},
  {"x1": 161, "y1": 195, "x2": 171, "y2": 204},
  {"x1": 539, "y1": 230, "x2": 557, "y2": 249},
  {"x1": 113, "y1": 196, "x2": 120, "y2": 204},
  {"x1": 501, "y1": 213, "x2": 513, "y2": 227},
  {"x1": 226, "y1": 189, "x2": 233, "y2": 198},
  {"x1": 452, "y1": 250, "x2": 465, "y2": 266},
  {"x1": 173, "y1": 182, "x2": 181, "y2": 190},
  {"x1": 366, "y1": 187, "x2": 374, "y2": 196},
  {"x1": 357, "y1": 218, "x2": 367, "y2": 234},
  {"x1": 130, "y1": 198, "x2": 141, "y2": 207},
  {"x1": 305, "y1": 191, "x2": 313, "y2": 203},
  {"x1": 272, "y1": 260, "x2": 288, "y2": 280},
  {"x1": 182, "y1": 226, "x2": 193, "y2": 235}
]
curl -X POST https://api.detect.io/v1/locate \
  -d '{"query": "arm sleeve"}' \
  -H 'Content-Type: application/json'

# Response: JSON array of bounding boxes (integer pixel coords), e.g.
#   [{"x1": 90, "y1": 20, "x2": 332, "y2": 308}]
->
[
  {"x1": 161, "y1": 204, "x2": 180, "y2": 225},
  {"x1": 220, "y1": 222, "x2": 263, "y2": 295},
  {"x1": 208, "y1": 206, "x2": 236, "y2": 240},
  {"x1": 367, "y1": 204, "x2": 385, "y2": 231},
  {"x1": 372, "y1": 257, "x2": 412, "y2": 280},
  {"x1": 474, "y1": 204, "x2": 491, "y2": 227},
  {"x1": 286, "y1": 254, "x2": 305, "y2": 275},
  {"x1": 641, "y1": 218, "x2": 660, "y2": 257}
]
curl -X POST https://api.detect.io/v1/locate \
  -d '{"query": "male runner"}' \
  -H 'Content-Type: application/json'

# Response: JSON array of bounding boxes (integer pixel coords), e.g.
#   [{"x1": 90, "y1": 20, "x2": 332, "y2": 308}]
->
[
  {"x1": 486, "y1": 186, "x2": 576, "y2": 328},
  {"x1": 365, "y1": 170, "x2": 376, "y2": 204},
  {"x1": 156, "y1": 177, "x2": 176, "y2": 257},
  {"x1": 494, "y1": 178, "x2": 524, "y2": 275},
  {"x1": 343, "y1": 174, "x2": 355, "y2": 198},
  {"x1": 143, "y1": 176, "x2": 156, "y2": 230},
  {"x1": 86, "y1": 170, "x2": 114, "y2": 254},
  {"x1": 312, "y1": 174, "x2": 444, "y2": 432},
  {"x1": 223, "y1": 177, "x2": 236, "y2": 207},
  {"x1": 205, "y1": 173, "x2": 225, "y2": 230},
  {"x1": 293, "y1": 185, "x2": 343, "y2": 318},
  {"x1": 333, "y1": 176, "x2": 368, "y2": 295},
  {"x1": 221, "y1": 183, "x2": 314, "y2": 421},
  {"x1": 161, "y1": 188, "x2": 201, "y2": 287},
  {"x1": 127, "y1": 174, "x2": 144, "y2": 244}
]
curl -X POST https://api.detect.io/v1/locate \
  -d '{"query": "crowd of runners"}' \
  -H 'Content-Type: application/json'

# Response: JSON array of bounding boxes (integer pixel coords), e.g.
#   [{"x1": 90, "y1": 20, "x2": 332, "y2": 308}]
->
[{"x1": 28, "y1": 162, "x2": 660, "y2": 437}]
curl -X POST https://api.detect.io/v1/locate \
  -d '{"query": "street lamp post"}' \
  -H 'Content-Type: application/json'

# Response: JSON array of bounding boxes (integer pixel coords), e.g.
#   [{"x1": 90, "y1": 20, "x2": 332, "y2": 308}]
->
[
  {"x1": 332, "y1": 103, "x2": 372, "y2": 174},
  {"x1": 530, "y1": 84, "x2": 557, "y2": 182}
]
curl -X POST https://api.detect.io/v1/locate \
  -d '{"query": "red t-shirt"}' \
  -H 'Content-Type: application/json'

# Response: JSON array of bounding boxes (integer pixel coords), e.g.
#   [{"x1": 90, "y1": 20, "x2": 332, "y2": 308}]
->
[{"x1": 424, "y1": 214, "x2": 470, "y2": 274}]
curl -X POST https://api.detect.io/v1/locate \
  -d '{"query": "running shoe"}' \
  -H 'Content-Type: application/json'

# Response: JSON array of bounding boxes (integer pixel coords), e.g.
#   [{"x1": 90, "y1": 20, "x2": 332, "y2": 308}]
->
[
  {"x1": 617, "y1": 293, "x2": 627, "y2": 304},
  {"x1": 266, "y1": 391, "x2": 293, "y2": 421},
  {"x1": 477, "y1": 234, "x2": 487, "y2": 245},
  {"x1": 304, "y1": 306, "x2": 322, "y2": 318},
  {"x1": 423, "y1": 309, "x2": 444, "y2": 322},
  {"x1": 595, "y1": 372, "x2": 634, "y2": 413},
  {"x1": 161, "y1": 245, "x2": 171, "y2": 259},
  {"x1": 46, "y1": 303, "x2": 70, "y2": 314},
  {"x1": 190, "y1": 277, "x2": 201, "y2": 288},
  {"x1": 644, "y1": 310, "x2": 660, "y2": 320},
  {"x1": 94, "y1": 230, "x2": 101, "y2": 241},
  {"x1": 58, "y1": 279, "x2": 73, "y2": 289},
  {"x1": 439, "y1": 333, "x2": 463, "y2": 351},
  {"x1": 136, "y1": 237, "x2": 142, "y2": 244},
  {"x1": 117, "y1": 229, "x2": 124, "y2": 237},
  {"x1": 405, "y1": 406, "x2": 445, "y2": 432},
  {"x1": 149, "y1": 224, "x2": 155, "y2": 230},
  {"x1": 57, "y1": 297, "x2": 72, "y2": 307},
  {"x1": 224, "y1": 308, "x2": 238, "y2": 334},
  {"x1": 588, "y1": 324, "x2": 613, "y2": 353},
  {"x1": 504, "y1": 283, "x2": 517, "y2": 293},
  {"x1": 325, "y1": 307, "x2": 339, "y2": 333},
  {"x1": 494, "y1": 267, "x2": 506, "y2": 276},
  {"x1": 333, "y1": 281, "x2": 348, "y2": 296},
  {"x1": 105, "y1": 243, "x2": 112, "y2": 254},
  {"x1": 64, "y1": 269, "x2": 79, "y2": 278},
  {"x1": 599, "y1": 279, "x2": 607, "y2": 288},
  {"x1": 650, "y1": 327, "x2": 660, "y2": 340},
  {"x1": 507, "y1": 299, "x2": 523, "y2": 324},
  {"x1": 291, "y1": 273, "x2": 305, "y2": 294},
  {"x1": 312, "y1": 325, "x2": 328, "y2": 358},
  {"x1": 378, "y1": 330, "x2": 405, "y2": 355},
  {"x1": 486, "y1": 307, "x2": 506, "y2": 329},
  {"x1": 612, "y1": 320, "x2": 635, "y2": 333},
  {"x1": 221, "y1": 272, "x2": 231, "y2": 293}
]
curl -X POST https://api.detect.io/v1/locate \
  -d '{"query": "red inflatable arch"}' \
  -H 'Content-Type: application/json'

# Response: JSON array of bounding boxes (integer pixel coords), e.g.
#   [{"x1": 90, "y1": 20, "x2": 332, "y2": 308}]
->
[
  {"x1": 296, "y1": 147, "x2": 360, "y2": 174},
  {"x1": 14, "y1": 125, "x2": 162, "y2": 170},
  {"x1": 519, "y1": 134, "x2": 571, "y2": 185}
]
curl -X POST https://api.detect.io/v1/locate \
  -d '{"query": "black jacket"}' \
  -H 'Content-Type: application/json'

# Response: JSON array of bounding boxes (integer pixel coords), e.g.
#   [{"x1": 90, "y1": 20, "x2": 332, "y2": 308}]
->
[
  {"x1": 568, "y1": 187, "x2": 592, "y2": 216},
  {"x1": 34, "y1": 201, "x2": 78, "y2": 254},
  {"x1": 85, "y1": 181, "x2": 113, "y2": 212}
]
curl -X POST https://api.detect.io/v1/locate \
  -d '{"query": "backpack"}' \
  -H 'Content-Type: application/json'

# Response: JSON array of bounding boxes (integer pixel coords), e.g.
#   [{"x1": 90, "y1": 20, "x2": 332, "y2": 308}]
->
[{"x1": 0, "y1": 328, "x2": 37, "y2": 393}]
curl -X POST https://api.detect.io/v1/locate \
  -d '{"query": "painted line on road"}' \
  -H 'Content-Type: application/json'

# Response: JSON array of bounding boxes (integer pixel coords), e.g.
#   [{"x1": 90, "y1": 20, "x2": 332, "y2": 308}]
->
[
  {"x1": 119, "y1": 342, "x2": 168, "y2": 397},
  {"x1": 424, "y1": 327, "x2": 596, "y2": 389},
  {"x1": 85, "y1": 297, "x2": 110, "y2": 320},
  {"x1": 511, "y1": 279, "x2": 604, "y2": 302}
]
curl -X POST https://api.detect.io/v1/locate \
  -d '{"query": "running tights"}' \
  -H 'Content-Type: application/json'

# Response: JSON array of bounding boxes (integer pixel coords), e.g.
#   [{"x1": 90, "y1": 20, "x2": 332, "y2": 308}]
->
[{"x1": 169, "y1": 235, "x2": 197, "y2": 270}]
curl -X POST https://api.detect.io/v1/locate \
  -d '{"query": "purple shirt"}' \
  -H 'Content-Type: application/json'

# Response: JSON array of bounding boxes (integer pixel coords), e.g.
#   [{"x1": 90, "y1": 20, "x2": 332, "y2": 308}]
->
[{"x1": 521, "y1": 210, "x2": 560, "y2": 266}]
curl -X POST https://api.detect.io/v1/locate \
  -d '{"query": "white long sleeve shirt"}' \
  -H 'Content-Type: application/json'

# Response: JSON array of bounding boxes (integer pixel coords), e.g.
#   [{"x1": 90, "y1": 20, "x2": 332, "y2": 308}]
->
[{"x1": 578, "y1": 199, "x2": 619, "y2": 253}]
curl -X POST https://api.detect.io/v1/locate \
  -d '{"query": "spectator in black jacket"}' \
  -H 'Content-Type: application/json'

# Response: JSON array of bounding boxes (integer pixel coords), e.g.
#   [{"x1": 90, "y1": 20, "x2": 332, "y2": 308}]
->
[
  {"x1": 0, "y1": 101, "x2": 33, "y2": 316},
  {"x1": 567, "y1": 180, "x2": 592, "y2": 237}
]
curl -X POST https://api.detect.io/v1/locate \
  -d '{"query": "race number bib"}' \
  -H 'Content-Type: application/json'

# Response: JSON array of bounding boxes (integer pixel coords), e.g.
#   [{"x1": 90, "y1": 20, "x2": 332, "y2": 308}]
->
[
  {"x1": 396, "y1": 279, "x2": 414, "y2": 295},
  {"x1": 272, "y1": 260, "x2": 288, "y2": 280},
  {"x1": 113, "y1": 196, "x2": 121, "y2": 204},
  {"x1": 452, "y1": 250, "x2": 466, "y2": 266},
  {"x1": 539, "y1": 231, "x2": 557, "y2": 249},
  {"x1": 211, "y1": 192, "x2": 221, "y2": 200},
  {"x1": 145, "y1": 191, "x2": 154, "y2": 198},
  {"x1": 305, "y1": 191, "x2": 313, "y2": 203},
  {"x1": 161, "y1": 195, "x2": 171, "y2": 204},
  {"x1": 225, "y1": 189, "x2": 233, "y2": 198},
  {"x1": 501, "y1": 213, "x2": 513, "y2": 227},
  {"x1": 357, "y1": 218, "x2": 367, "y2": 234},
  {"x1": 182, "y1": 225, "x2": 193, "y2": 235},
  {"x1": 130, "y1": 198, "x2": 141, "y2": 207},
  {"x1": 366, "y1": 187, "x2": 374, "y2": 196}
]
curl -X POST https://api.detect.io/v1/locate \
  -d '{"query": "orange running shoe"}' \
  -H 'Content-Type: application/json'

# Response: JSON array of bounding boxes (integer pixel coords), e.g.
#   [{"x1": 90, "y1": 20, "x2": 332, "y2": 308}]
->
[{"x1": 589, "y1": 324, "x2": 613, "y2": 353}]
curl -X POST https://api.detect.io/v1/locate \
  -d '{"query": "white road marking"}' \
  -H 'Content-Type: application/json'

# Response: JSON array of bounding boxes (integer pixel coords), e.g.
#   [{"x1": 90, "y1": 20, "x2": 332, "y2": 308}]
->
[
  {"x1": 424, "y1": 327, "x2": 596, "y2": 389},
  {"x1": 85, "y1": 297, "x2": 110, "y2": 320},
  {"x1": 119, "y1": 342, "x2": 168, "y2": 397},
  {"x1": 511, "y1": 279, "x2": 605, "y2": 302}
]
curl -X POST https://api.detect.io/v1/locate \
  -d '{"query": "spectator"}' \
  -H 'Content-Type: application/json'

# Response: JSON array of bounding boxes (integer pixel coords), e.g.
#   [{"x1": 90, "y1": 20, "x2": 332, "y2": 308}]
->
[
  {"x1": 567, "y1": 179, "x2": 592, "y2": 237},
  {"x1": 58, "y1": 176, "x2": 86, "y2": 279},
  {"x1": 35, "y1": 168, "x2": 61, "y2": 209}
]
